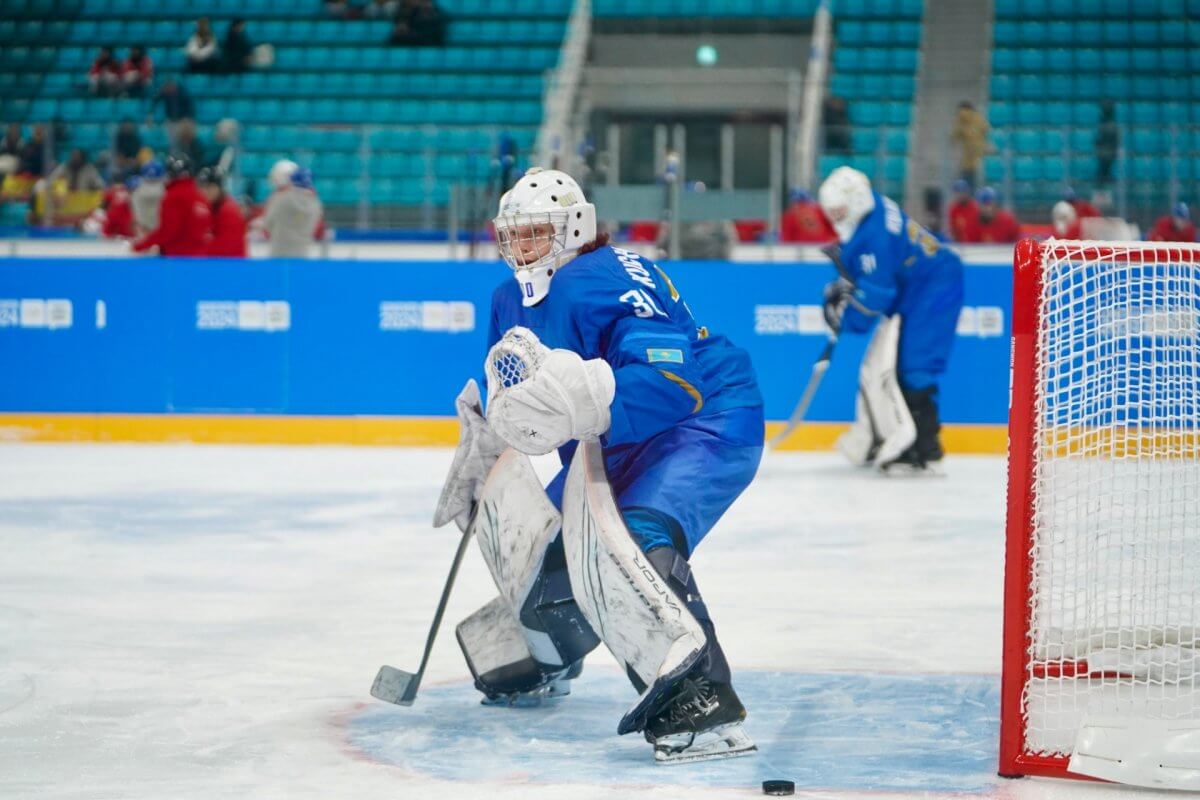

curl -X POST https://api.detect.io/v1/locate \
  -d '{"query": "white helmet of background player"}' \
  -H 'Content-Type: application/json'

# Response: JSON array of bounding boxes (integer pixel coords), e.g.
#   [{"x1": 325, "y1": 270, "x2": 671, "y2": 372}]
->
[
  {"x1": 1052, "y1": 200, "x2": 1077, "y2": 236},
  {"x1": 268, "y1": 159, "x2": 298, "y2": 191},
  {"x1": 818, "y1": 166, "x2": 876, "y2": 244},
  {"x1": 493, "y1": 167, "x2": 597, "y2": 307}
]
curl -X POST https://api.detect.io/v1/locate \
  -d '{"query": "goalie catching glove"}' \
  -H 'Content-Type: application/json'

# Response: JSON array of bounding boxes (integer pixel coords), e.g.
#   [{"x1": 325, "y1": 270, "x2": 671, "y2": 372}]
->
[{"x1": 486, "y1": 326, "x2": 616, "y2": 456}]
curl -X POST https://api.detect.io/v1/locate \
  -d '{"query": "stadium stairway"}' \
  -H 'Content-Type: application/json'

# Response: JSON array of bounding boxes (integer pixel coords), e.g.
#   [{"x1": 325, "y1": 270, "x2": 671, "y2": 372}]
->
[{"x1": 903, "y1": 0, "x2": 992, "y2": 222}]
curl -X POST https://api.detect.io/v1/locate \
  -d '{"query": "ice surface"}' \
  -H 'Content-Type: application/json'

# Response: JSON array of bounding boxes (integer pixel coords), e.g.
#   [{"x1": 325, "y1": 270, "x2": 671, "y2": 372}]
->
[{"x1": 0, "y1": 444, "x2": 1184, "y2": 798}]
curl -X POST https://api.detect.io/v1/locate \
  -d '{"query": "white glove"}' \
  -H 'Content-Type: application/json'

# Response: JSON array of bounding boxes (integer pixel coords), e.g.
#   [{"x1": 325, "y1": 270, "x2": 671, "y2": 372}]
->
[
  {"x1": 487, "y1": 341, "x2": 616, "y2": 456},
  {"x1": 432, "y1": 379, "x2": 508, "y2": 533}
]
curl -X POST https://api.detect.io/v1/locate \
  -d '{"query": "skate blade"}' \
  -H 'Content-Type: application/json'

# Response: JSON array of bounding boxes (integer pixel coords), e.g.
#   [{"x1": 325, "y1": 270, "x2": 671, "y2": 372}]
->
[
  {"x1": 878, "y1": 461, "x2": 946, "y2": 478},
  {"x1": 653, "y1": 723, "x2": 758, "y2": 765},
  {"x1": 481, "y1": 680, "x2": 572, "y2": 708}
]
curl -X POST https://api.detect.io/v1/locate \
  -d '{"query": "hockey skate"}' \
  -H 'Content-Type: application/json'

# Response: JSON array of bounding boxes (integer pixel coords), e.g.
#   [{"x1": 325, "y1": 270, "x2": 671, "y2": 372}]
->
[
  {"x1": 643, "y1": 676, "x2": 757, "y2": 764},
  {"x1": 479, "y1": 661, "x2": 582, "y2": 708}
]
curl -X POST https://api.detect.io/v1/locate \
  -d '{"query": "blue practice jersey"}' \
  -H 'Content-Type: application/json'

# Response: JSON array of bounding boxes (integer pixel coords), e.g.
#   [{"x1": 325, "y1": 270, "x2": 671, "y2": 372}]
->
[
  {"x1": 486, "y1": 245, "x2": 762, "y2": 450},
  {"x1": 838, "y1": 191, "x2": 962, "y2": 333}
]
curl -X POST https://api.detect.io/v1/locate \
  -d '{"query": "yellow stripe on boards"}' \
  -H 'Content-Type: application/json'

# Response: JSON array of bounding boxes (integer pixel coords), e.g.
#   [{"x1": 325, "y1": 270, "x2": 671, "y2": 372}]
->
[{"x1": 0, "y1": 413, "x2": 1011, "y2": 454}]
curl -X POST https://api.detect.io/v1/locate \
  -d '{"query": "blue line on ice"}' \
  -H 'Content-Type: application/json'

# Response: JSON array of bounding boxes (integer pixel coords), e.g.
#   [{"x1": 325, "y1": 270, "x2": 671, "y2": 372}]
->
[{"x1": 346, "y1": 669, "x2": 999, "y2": 794}]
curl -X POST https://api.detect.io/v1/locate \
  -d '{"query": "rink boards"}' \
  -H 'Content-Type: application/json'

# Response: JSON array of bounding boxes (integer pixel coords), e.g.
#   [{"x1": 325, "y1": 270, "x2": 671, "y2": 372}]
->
[{"x1": 0, "y1": 256, "x2": 1012, "y2": 450}]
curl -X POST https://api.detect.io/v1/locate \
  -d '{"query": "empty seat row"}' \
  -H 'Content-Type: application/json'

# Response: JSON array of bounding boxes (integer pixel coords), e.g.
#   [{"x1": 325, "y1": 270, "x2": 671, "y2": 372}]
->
[
  {"x1": 593, "y1": 0, "x2": 820, "y2": 15},
  {"x1": 830, "y1": 74, "x2": 915, "y2": 101},
  {"x1": 818, "y1": 155, "x2": 907, "y2": 183},
  {"x1": 992, "y1": 127, "x2": 1200, "y2": 155},
  {"x1": 846, "y1": 101, "x2": 912, "y2": 127},
  {"x1": 990, "y1": 74, "x2": 1194, "y2": 102},
  {"x1": 994, "y1": 0, "x2": 1193, "y2": 17},
  {"x1": 992, "y1": 47, "x2": 1197, "y2": 74},
  {"x1": 994, "y1": 20, "x2": 1200, "y2": 47},
  {"x1": 830, "y1": 0, "x2": 923, "y2": 18},
  {"x1": 832, "y1": 47, "x2": 919, "y2": 73},
  {"x1": 849, "y1": 128, "x2": 909, "y2": 155},
  {"x1": 984, "y1": 155, "x2": 1200, "y2": 183},
  {"x1": 990, "y1": 101, "x2": 1198, "y2": 127},
  {"x1": 836, "y1": 20, "x2": 921, "y2": 47}
]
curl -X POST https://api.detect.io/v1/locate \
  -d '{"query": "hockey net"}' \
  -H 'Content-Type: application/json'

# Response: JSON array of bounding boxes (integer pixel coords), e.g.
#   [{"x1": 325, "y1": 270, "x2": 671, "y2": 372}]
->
[{"x1": 1000, "y1": 240, "x2": 1200, "y2": 781}]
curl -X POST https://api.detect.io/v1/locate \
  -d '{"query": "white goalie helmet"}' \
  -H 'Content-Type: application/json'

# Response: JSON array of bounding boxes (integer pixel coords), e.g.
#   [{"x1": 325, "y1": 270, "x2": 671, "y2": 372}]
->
[
  {"x1": 819, "y1": 166, "x2": 876, "y2": 244},
  {"x1": 493, "y1": 167, "x2": 597, "y2": 307}
]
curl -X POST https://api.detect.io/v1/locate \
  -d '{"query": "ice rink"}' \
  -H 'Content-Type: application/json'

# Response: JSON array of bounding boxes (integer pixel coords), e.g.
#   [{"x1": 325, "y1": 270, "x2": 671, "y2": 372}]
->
[{"x1": 0, "y1": 443, "x2": 1174, "y2": 799}]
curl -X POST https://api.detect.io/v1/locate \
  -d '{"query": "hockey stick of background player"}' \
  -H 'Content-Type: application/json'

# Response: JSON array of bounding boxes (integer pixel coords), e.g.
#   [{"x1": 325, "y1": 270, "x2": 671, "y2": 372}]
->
[
  {"x1": 369, "y1": 523, "x2": 474, "y2": 706},
  {"x1": 768, "y1": 334, "x2": 837, "y2": 449},
  {"x1": 769, "y1": 243, "x2": 848, "y2": 449}
]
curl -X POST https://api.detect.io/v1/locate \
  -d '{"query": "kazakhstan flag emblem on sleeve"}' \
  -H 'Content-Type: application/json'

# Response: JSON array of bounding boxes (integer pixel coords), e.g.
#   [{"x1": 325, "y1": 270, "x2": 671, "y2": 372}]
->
[{"x1": 646, "y1": 348, "x2": 684, "y2": 364}]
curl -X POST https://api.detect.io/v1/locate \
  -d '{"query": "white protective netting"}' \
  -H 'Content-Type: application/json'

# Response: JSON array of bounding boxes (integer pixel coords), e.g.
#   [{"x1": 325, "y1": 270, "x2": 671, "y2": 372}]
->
[{"x1": 1022, "y1": 241, "x2": 1200, "y2": 757}]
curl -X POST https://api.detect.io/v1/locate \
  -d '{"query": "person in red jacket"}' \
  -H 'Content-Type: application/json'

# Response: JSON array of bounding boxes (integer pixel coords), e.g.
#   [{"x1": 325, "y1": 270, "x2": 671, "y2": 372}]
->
[
  {"x1": 779, "y1": 189, "x2": 836, "y2": 243},
  {"x1": 1148, "y1": 202, "x2": 1197, "y2": 243},
  {"x1": 101, "y1": 180, "x2": 135, "y2": 238},
  {"x1": 1063, "y1": 186, "x2": 1100, "y2": 220},
  {"x1": 87, "y1": 45, "x2": 121, "y2": 97},
  {"x1": 947, "y1": 179, "x2": 981, "y2": 242},
  {"x1": 197, "y1": 167, "x2": 247, "y2": 257},
  {"x1": 975, "y1": 186, "x2": 1021, "y2": 243},
  {"x1": 132, "y1": 154, "x2": 212, "y2": 256}
]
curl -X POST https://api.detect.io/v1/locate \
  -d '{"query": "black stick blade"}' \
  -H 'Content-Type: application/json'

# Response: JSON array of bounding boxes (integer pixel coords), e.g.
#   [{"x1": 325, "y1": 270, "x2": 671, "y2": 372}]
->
[{"x1": 370, "y1": 664, "x2": 419, "y2": 706}]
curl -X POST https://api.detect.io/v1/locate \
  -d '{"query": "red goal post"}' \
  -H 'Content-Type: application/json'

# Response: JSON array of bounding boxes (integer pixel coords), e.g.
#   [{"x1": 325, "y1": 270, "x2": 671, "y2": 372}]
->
[{"x1": 1000, "y1": 239, "x2": 1200, "y2": 785}]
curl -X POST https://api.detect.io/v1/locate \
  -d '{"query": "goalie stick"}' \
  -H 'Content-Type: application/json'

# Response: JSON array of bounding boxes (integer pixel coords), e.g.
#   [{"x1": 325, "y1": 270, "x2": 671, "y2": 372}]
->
[
  {"x1": 370, "y1": 522, "x2": 474, "y2": 706},
  {"x1": 769, "y1": 243, "x2": 847, "y2": 449},
  {"x1": 769, "y1": 335, "x2": 837, "y2": 448}
]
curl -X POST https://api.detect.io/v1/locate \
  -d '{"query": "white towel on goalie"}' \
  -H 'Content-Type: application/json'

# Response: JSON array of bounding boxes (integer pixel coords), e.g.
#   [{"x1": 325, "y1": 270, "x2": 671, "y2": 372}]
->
[{"x1": 837, "y1": 314, "x2": 916, "y2": 467}]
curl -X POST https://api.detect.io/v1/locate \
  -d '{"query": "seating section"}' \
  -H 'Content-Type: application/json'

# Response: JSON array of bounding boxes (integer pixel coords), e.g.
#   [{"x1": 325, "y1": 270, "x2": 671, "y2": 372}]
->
[
  {"x1": 594, "y1": 0, "x2": 820, "y2": 15},
  {"x1": 988, "y1": 0, "x2": 1200, "y2": 212},
  {"x1": 823, "y1": 0, "x2": 922, "y2": 200}
]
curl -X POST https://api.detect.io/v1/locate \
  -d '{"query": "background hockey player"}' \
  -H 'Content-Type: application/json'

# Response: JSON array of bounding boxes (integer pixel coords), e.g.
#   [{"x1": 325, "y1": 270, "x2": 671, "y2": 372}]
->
[
  {"x1": 250, "y1": 160, "x2": 324, "y2": 258},
  {"x1": 818, "y1": 166, "x2": 964, "y2": 473},
  {"x1": 434, "y1": 167, "x2": 764, "y2": 764},
  {"x1": 197, "y1": 166, "x2": 246, "y2": 257},
  {"x1": 974, "y1": 186, "x2": 1020, "y2": 243},
  {"x1": 1148, "y1": 202, "x2": 1196, "y2": 243},
  {"x1": 131, "y1": 154, "x2": 211, "y2": 256}
]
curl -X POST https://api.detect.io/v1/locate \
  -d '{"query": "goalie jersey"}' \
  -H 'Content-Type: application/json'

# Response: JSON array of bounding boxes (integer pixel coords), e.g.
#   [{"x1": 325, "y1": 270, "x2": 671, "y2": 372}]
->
[{"x1": 486, "y1": 245, "x2": 762, "y2": 448}]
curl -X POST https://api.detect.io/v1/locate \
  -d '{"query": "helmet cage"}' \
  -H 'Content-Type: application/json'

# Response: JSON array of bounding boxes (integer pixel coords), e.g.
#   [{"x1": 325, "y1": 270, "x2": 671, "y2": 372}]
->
[{"x1": 494, "y1": 209, "x2": 571, "y2": 276}]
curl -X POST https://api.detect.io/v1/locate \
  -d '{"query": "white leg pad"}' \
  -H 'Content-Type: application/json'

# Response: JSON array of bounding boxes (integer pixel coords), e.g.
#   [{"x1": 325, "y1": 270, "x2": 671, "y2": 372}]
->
[
  {"x1": 471, "y1": 449, "x2": 564, "y2": 666},
  {"x1": 561, "y1": 441, "x2": 707, "y2": 734},
  {"x1": 836, "y1": 314, "x2": 916, "y2": 467}
]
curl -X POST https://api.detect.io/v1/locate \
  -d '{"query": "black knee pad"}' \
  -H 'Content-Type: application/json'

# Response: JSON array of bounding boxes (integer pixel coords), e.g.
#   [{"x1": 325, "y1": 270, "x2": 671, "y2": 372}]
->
[{"x1": 518, "y1": 533, "x2": 601, "y2": 669}]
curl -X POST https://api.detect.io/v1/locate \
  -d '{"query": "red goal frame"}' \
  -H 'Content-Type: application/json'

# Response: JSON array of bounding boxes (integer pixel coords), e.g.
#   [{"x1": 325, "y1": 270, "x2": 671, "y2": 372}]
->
[{"x1": 998, "y1": 238, "x2": 1200, "y2": 781}]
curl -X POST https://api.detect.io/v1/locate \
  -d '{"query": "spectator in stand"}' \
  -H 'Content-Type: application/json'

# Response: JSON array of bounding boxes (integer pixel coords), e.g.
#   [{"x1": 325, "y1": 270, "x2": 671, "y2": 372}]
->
[
  {"x1": 1063, "y1": 186, "x2": 1100, "y2": 220},
  {"x1": 946, "y1": 178, "x2": 981, "y2": 242},
  {"x1": 132, "y1": 159, "x2": 166, "y2": 233},
  {"x1": 390, "y1": 0, "x2": 447, "y2": 46},
  {"x1": 48, "y1": 148, "x2": 104, "y2": 193},
  {"x1": 951, "y1": 101, "x2": 989, "y2": 188},
  {"x1": 0, "y1": 123, "x2": 23, "y2": 179},
  {"x1": 1051, "y1": 200, "x2": 1081, "y2": 240},
  {"x1": 172, "y1": 119, "x2": 206, "y2": 169},
  {"x1": 323, "y1": 0, "x2": 355, "y2": 17},
  {"x1": 19, "y1": 125, "x2": 48, "y2": 177},
  {"x1": 147, "y1": 78, "x2": 196, "y2": 148},
  {"x1": 122, "y1": 45, "x2": 154, "y2": 98},
  {"x1": 197, "y1": 167, "x2": 247, "y2": 257},
  {"x1": 1148, "y1": 202, "x2": 1196, "y2": 243},
  {"x1": 780, "y1": 188, "x2": 837, "y2": 243},
  {"x1": 186, "y1": 18, "x2": 222, "y2": 73},
  {"x1": 365, "y1": 0, "x2": 398, "y2": 17},
  {"x1": 822, "y1": 95, "x2": 850, "y2": 156},
  {"x1": 1095, "y1": 100, "x2": 1119, "y2": 190},
  {"x1": 88, "y1": 46, "x2": 123, "y2": 97},
  {"x1": 222, "y1": 19, "x2": 255, "y2": 74},
  {"x1": 496, "y1": 131, "x2": 517, "y2": 191},
  {"x1": 132, "y1": 154, "x2": 212, "y2": 256},
  {"x1": 206, "y1": 118, "x2": 239, "y2": 175},
  {"x1": 975, "y1": 187, "x2": 1020, "y2": 243},
  {"x1": 113, "y1": 118, "x2": 142, "y2": 181}
]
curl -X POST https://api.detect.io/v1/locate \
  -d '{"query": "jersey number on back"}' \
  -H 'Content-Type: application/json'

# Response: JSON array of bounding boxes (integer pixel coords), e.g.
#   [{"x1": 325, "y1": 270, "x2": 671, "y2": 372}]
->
[{"x1": 620, "y1": 288, "x2": 666, "y2": 319}]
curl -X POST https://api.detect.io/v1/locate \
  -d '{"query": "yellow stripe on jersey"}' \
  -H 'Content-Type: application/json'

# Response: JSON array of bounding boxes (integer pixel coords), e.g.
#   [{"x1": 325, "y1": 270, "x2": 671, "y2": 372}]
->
[{"x1": 657, "y1": 370, "x2": 703, "y2": 414}]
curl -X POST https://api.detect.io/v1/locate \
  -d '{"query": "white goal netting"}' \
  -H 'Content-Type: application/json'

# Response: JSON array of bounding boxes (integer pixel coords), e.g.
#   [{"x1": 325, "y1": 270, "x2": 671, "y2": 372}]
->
[{"x1": 1022, "y1": 241, "x2": 1200, "y2": 758}]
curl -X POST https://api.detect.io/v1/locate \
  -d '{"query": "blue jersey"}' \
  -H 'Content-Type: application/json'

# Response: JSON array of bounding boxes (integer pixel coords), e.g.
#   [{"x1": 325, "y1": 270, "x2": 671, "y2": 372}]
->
[
  {"x1": 486, "y1": 245, "x2": 762, "y2": 450},
  {"x1": 838, "y1": 191, "x2": 963, "y2": 334}
]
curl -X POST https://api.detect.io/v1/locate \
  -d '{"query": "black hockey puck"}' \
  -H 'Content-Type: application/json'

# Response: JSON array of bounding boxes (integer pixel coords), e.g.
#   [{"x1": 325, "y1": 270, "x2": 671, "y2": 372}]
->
[{"x1": 762, "y1": 779, "x2": 795, "y2": 795}]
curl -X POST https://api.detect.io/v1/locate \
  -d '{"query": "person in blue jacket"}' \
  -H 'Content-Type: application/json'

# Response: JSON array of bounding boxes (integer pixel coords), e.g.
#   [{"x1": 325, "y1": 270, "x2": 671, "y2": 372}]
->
[
  {"x1": 818, "y1": 166, "x2": 964, "y2": 472},
  {"x1": 467, "y1": 167, "x2": 764, "y2": 761}
]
